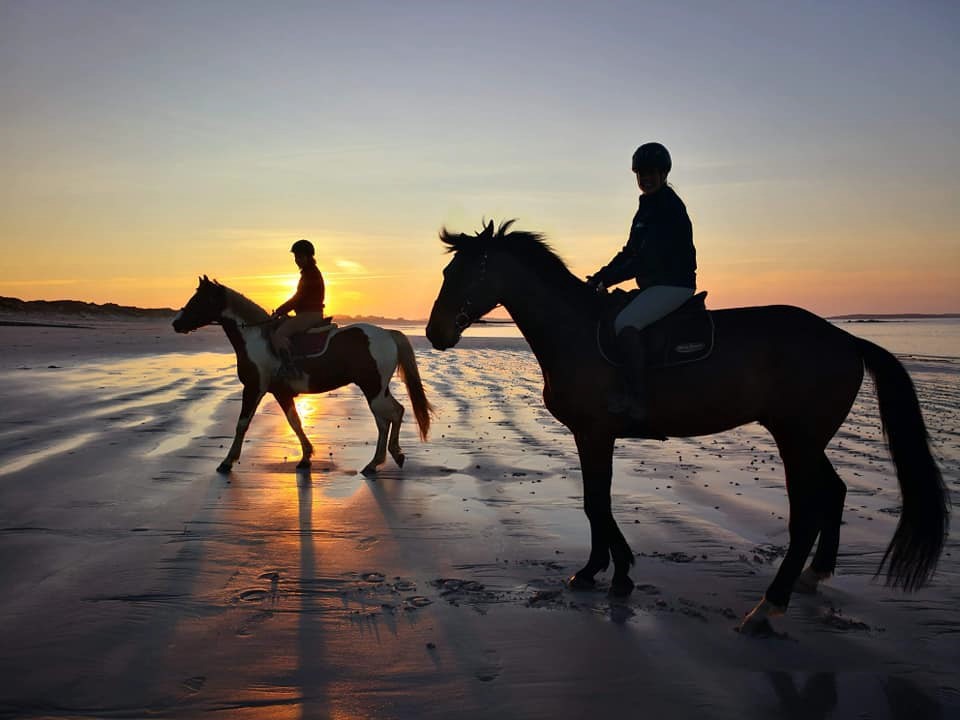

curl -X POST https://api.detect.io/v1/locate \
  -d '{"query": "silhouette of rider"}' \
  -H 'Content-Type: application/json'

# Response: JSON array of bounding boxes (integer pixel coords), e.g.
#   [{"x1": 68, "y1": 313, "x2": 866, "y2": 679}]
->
[
  {"x1": 271, "y1": 239, "x2": 326, "y2": 378},
  {"x1": 587, "y1": 142, "x2": 698, "y2": 420}
]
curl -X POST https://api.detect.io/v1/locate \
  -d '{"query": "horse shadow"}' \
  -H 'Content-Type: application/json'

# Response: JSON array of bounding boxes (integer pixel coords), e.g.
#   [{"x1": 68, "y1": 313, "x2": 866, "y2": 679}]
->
[{"x1": 766, "y1": 672, "x2": 943, "y2": 720}]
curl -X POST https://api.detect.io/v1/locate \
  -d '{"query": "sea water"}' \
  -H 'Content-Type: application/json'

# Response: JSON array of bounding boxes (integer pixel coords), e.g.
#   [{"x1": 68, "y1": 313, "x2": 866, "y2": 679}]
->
[
  {"x1": 454, "y1": 317, "x2": 960, "y2": 360},
  {"x1": 831, "y1": 318, "x2": 960, "y2": 360}
]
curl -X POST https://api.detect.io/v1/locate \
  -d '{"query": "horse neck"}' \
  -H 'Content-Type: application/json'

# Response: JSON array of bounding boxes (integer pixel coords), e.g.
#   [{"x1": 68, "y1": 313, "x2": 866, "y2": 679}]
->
[
  {"x1": 498, "y1": 259, "x2": 599, "y2": 372},
  {"x1": 219, "y1": 291, "x2": 270, "y2": 361}
]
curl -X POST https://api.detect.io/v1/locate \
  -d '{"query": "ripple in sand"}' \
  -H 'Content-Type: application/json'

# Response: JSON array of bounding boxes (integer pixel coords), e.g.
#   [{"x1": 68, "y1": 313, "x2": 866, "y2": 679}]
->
[{"x1": 820, "y1": 606, "x2": 873, "y2": 631}]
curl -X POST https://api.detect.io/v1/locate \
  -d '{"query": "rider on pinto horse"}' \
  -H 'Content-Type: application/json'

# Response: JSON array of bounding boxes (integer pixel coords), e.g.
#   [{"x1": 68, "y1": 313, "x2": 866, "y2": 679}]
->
[
  {"x1": 586, "y1": 142, "x2": 698, "y2": 421},
  {"x1": 271, "y1": 239, "x2": 327, "y2": 379}
]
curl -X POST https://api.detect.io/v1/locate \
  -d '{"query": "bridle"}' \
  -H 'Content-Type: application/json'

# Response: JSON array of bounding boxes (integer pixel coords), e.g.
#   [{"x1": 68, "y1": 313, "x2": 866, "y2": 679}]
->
[
  {"x1": 180, "y1": 288, "x2": 277, "y2": 331},
  {"x1": 453, "y1": 250, "x2": 500, "y2": 330}
]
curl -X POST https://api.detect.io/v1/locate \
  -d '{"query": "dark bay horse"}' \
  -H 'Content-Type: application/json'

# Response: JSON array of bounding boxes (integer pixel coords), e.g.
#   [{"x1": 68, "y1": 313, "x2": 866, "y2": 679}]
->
[
  {"x1": 173, "y1": 276, "x2": 431, "y2": 475},
  {"x1": 425, "y1": 221, "x2": 948, "y2": 633}
]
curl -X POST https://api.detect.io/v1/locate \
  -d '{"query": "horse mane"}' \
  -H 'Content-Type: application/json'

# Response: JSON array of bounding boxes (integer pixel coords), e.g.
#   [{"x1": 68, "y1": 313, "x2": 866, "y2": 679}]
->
[
  {"x1": 214, "y1": 281, "x2": 270, "y2": 321},
  {"x1": 439, "y1": 220, "x2": 593, "y2": 301}
]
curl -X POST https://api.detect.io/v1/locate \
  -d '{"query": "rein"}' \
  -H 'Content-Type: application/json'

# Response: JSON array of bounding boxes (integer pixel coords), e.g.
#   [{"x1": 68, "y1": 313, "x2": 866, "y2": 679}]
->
[{"x1": 238, "y1": 317, "x2": 277, "y2": 329}]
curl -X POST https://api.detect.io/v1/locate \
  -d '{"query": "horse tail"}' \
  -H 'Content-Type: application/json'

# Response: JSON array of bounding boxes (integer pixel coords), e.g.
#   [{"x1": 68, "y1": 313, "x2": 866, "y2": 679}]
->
[
  {"x1": 857, "y1": 337, "x2": 949, "y2": 590},
  {"x1": 390, "y1": 330, "x2": 433, "y2": 441}
]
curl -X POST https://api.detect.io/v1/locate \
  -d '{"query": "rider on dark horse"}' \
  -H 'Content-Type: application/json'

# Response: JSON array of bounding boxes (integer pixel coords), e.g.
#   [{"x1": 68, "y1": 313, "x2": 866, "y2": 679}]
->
[
  {"x1": 587, "y1": 142, "x2": 698, "y2": 420},
  {"x1": 271, "y1": 239, "x2": 327, "y2": 378}
]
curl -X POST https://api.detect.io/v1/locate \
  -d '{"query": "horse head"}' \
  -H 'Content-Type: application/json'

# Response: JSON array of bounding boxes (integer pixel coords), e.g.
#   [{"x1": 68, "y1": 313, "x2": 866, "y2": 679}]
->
[
  {"x1": 426, "y1": 219, "x2": 506, "y2": 349},
  {"x1": 172, "y1": 275, "x2": 228, "y2": 333}
]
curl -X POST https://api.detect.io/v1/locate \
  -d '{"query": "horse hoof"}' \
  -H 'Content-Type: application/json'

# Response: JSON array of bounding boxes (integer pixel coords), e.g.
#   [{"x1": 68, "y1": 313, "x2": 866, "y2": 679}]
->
[
  {"x1": 216, "y1": 462, "x2": 232, "y2": 475},
  {"x1": 296, "y1": 459, "x2": 311, "y2": 470},
  {"x1": 361, "y1": 464, "x2": 378, "y2": 477},
  {"x1": 394, "y1": 453, "x2": 405, "y2": 468},
  {"x1": 608, "y1": 577, "x2": 636, "y2": 598},
  {"x1": 568, "y1": 574, "x2": 597, "y2": 590}
]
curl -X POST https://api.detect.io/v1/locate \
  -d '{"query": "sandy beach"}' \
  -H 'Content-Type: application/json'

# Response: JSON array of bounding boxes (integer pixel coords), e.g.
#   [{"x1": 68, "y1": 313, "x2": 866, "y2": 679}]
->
[{"x1": 0, "y1": 319, "x2": 957, "y2": 719}]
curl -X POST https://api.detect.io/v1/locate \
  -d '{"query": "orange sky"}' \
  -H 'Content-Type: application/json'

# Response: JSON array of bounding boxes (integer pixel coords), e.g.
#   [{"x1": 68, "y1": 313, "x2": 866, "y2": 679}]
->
[{"x1": 2, "y1": 4, "x2": 958, "y2": 318}]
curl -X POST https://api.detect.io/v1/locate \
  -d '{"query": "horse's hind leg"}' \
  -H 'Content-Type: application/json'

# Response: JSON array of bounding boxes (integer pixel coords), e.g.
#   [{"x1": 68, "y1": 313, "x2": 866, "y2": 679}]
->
[
  {"x1": 741, "y1": 437, "x2": 824, "y2": 633},
  {"x1": 274, "y1": 392, "x2": 313, "y2": 469},
  {"x1": 386, "y1": 393, "x2": 405, "y2": 467},
  {"x1": 361, "y1": 393, "x2": 392, "y2": 476},
  {"x1": 795, "y1": 454, "x2": 847, "y2": 593}
]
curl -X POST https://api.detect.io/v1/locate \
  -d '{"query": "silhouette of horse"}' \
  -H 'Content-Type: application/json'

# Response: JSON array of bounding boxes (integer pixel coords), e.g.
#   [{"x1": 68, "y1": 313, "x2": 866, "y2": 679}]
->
[
  {"x1": 173, "y1": 276, "x2": 431, "y2": 475},
  {"x1": 425, "y1": 220, "x2": 948, "y2": 634}
]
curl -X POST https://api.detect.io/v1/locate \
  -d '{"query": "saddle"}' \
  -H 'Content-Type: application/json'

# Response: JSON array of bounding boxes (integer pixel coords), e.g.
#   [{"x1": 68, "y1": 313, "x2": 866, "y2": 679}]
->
[
  {"x1": 597, "y1": 290, "x2": 713, "y2": 369},
  {"x1": 289, "y1": 317, "x2": 338, "y2": 358}
]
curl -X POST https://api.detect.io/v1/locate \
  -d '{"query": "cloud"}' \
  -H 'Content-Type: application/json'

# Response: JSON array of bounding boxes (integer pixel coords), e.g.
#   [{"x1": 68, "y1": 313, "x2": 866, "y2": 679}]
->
[{"x1": 335, "y1": 259, "x2": 367, "y2": 274}]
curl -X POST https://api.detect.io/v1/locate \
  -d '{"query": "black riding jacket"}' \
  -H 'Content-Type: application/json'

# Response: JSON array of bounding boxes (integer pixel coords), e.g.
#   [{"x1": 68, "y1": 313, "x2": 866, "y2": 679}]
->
[
  {"x1": 276, "y1": 261, "x2": 326, "y2": 315},
  {"x1": 594, "y1": 185, "x2": 697, "y2": 290}
]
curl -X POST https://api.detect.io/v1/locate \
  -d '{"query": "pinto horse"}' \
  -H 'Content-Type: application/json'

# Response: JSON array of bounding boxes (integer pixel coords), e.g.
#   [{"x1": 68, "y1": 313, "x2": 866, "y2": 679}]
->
[
  {"x1": 173, "y1": 276, "x2": 431, "y2": 475},
  {"x1": 425, "y1": 220, "x2": 948, "y2": 634}
]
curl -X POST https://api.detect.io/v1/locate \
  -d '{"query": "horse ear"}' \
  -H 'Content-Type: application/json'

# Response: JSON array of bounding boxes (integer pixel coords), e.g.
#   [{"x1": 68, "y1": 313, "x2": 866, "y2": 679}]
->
[{"x1": 481, "y1": 219, "x2": 494, "y2": 240}]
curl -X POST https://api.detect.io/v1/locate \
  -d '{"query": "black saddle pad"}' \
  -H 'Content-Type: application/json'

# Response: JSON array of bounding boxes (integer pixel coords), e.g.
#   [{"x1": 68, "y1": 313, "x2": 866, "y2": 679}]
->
[
  {"x1": 597, "y1": 291, "x2": 714, "y2": 369},
  {"x1": 290, "y1": 320, "x2": 336, "y2": 357}
]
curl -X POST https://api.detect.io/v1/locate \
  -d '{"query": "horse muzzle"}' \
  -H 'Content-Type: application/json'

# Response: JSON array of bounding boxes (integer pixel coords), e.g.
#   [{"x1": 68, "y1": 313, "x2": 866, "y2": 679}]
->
[
  {"x1": 425, "y1": 322, "x2": 460, "y2": 351},
  {"x1": 172, "y1": 311, "x2": 192, "y2": 334}
]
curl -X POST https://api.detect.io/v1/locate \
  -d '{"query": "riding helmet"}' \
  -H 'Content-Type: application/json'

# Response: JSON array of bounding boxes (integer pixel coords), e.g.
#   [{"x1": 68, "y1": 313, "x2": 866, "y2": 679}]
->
[
  {"x1": 632, "y1": 142, "x2": 672, "y2": 175},
  {"x1": 290, "y1": 239, "x2": 315, "y2": 257}
]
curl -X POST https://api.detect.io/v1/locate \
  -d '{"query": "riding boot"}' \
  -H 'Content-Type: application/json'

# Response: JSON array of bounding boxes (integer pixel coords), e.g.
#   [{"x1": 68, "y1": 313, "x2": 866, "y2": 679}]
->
[
  {"x1": 276, "y1": 347, "x2": 302, "y2": 380},
  {"x1": 610, "y1": 327, "x2": 648, "y2": 421}
]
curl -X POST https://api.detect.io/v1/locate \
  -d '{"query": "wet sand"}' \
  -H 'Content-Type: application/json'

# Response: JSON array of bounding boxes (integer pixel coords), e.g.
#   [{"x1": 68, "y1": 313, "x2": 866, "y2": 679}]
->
[{"x1": 0, "y1": 321, "x2": 957, "y2": 719}]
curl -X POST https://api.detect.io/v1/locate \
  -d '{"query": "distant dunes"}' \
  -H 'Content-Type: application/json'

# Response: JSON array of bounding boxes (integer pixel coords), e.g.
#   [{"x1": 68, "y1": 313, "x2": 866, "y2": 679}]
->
[
  {"x1": 0, "y1": 295, "x2": 426, "y2": 326},
  {"x1": 0, "y1": 296, "x2": 176, "y2": 320}
]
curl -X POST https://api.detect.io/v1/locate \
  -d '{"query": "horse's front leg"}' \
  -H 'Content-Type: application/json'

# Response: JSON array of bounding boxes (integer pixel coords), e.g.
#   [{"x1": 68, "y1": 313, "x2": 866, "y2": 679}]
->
[
  {"x1": 569, "y1": 431, "x2": 635, "y2": 596},
  {"x1": 274, "y1": 391, "x2": 313, "y2": 469},
  {"x1": 218, "y1": 385, "x2": 265, "y2": 474}
]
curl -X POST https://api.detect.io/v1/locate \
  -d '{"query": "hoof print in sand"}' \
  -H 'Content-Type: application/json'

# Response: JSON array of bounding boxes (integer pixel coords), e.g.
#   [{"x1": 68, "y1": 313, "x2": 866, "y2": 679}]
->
[
  {"x1": 236, "y1": 609, "x2": 274, "y2": 636},
  {"x1": 475, "y1": 649, "x2": 502, "y2": 682},
  {"x1": 238, "y1": 589, "x2": 270, "y2": 602},
  {"x1": 181, "y1": 676, "x2": 207, "y2": 694},
  {"x1": 526, "y1": 589, "x2": 564, "y2": 607},
  {"x1": 433, "y1": 578, "x2": 509, "y2": 611},
  {"x1": 339, "y1": 572, "x2": 428, "y2": 616}
]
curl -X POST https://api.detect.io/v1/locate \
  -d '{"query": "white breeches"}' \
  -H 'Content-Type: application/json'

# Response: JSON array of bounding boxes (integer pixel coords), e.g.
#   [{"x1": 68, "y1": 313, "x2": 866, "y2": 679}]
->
[{"x1": 614, "y1": 286, "x2": 695, "y2": 334}]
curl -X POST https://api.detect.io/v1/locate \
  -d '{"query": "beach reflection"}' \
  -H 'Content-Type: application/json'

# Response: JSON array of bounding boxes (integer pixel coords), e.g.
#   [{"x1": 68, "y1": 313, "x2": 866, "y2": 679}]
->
[{"x1": 766, "y1": 672, "x2": 942, "y2": 720}]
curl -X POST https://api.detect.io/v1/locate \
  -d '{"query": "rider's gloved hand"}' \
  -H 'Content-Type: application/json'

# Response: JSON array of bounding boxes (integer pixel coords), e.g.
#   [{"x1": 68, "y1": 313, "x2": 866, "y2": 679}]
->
[{"x1": 585, "y1": 275, "x2": 606, "y2": 294}]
